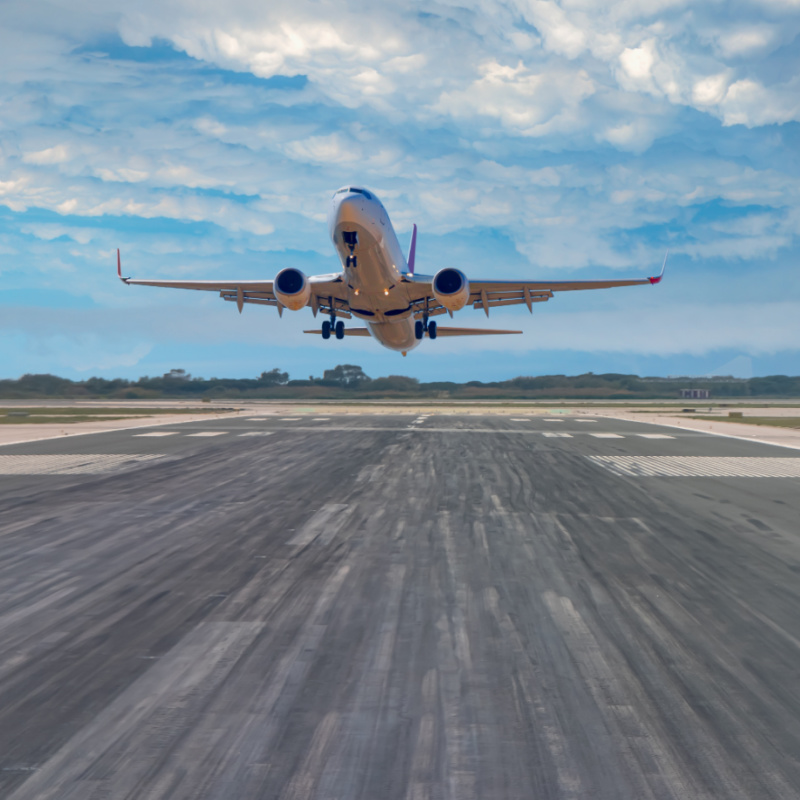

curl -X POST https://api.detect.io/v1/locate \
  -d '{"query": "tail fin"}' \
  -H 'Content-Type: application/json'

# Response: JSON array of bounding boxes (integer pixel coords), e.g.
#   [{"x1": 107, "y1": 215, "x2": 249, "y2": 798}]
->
[{"x1": 407, "y1": 224, "x2": 417, "y2": 275}]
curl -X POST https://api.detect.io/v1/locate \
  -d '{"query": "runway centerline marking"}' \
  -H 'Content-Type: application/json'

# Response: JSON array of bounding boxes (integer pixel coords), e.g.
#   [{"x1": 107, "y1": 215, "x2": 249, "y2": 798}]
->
[
  {"x1": 590, "y1": 433, "x2": 623, "y2": 439},
  {"x1": 134, "y1": 431, "x2": 179, "y2": 437},
  {"x1": 279, "y1": 418, "x2": 301, "y2": 421},
  {"x1": 238, "y1": 431, "x2": 274, "y2": 437},
  {"x1": 542, "y1": 432, "x2": 573, "y2": 438},
  {"x1": 636, "y1": 433, "x2": 675, "y2": 439},
  {"x1": 187, "y1": 431, "x2": 227, "y2": 437}
]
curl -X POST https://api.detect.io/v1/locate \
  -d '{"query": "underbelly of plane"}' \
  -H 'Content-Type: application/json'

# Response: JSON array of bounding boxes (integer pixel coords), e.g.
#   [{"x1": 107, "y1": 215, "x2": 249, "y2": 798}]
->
[{"x1": 367, "y1": 319, "x2": 419, "y2": 352}]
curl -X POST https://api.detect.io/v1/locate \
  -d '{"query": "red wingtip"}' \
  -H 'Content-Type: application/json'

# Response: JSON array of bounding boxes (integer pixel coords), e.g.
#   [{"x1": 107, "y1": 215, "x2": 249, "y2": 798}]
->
[{"x1": 649, "y1": 250, "x2": 668, "y2": 284}]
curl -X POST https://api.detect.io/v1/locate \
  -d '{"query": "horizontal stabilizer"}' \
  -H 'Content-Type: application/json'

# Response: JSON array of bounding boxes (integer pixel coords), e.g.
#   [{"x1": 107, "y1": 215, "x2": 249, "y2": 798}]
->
[
  {"x1": 303, "y1": 328, "x2": 371, "y2": 337},
  {"x1": 434, "y1": 327, "x2": 522, "y2": 336}
]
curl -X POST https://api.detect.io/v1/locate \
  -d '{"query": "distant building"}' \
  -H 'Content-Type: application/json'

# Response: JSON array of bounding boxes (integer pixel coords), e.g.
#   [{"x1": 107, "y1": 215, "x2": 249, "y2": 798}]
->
[{"x1": 679, "y1": 388, "x2": 709, "y2": 399}]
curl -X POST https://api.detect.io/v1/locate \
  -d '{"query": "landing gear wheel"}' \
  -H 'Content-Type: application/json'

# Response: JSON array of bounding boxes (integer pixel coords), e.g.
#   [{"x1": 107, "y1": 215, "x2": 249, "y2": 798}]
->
[
  {"x1": 321, "y1": 320, "x2": 331, "y2": 340},
  {"x1": 335, "y1": 320, "x2": 345, "y2": 340},
  {"x1": 415, "y1": 320, "x2": 424, "y2": 340},
  {"x1": 428, "y1": 321, "x2": 437, "y2": 340},
  {"x1": 346, "y1": 255, "x2": 357, "y2": 268}
]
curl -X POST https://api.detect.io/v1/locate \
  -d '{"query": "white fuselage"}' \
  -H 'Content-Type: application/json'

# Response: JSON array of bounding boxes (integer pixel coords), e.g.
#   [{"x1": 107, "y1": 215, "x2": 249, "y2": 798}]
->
[{"x1": 327, "y1": 187, "x2": 420, "y2": 352}]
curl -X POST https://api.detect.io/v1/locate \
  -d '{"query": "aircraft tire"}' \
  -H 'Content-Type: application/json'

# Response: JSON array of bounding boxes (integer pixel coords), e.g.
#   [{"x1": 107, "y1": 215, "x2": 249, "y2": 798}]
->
[
  {"x1": 429, "y1": 321, "x2": 437, "y2": 340},
  {"x1": 322, "y1": 321, "x2": 331, "y2": 340},
  {"x1": 415, "y1": 320, "x2": 424, "y2": 340},
  {"x1": 335, "y1": 320, "x2": 345, "y2": 340}
]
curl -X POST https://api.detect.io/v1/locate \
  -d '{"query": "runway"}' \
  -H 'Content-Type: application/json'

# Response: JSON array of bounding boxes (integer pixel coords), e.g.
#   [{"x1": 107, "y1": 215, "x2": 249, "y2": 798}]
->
[{"x1": 1, "y1": 413, "x2": 799, "y2": 799}]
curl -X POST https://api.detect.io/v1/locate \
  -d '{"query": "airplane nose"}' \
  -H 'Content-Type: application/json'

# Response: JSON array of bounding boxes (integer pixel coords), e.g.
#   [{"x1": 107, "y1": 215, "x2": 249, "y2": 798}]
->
[{"x1": 335, "y1": 195, "x2": 364, "y2": 227}]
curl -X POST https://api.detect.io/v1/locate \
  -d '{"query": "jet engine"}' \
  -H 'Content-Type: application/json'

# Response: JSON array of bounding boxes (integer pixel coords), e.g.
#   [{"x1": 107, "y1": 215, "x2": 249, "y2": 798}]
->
[
  {"x1": 274, "y1": 268, "x2": 311, "y2": 311},
  {"x1": 432, "y1": 268, "x2": 470, "y2": 312}
]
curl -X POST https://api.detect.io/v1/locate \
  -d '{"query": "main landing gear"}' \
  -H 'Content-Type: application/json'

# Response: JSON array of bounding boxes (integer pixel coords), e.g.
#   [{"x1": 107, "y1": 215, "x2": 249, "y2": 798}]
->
[
  {"x1": 321, "y1": 306, "x2": 345, "y2": 340},
  {"x1": 414, "y1": 319, "x2": 437, "y2": 340}
]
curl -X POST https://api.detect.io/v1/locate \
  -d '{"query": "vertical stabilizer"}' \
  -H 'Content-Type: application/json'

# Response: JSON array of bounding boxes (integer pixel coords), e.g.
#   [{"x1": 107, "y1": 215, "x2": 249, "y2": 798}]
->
[{"x1": 407, "y1": 224, "x2": 417, "y2": 275}]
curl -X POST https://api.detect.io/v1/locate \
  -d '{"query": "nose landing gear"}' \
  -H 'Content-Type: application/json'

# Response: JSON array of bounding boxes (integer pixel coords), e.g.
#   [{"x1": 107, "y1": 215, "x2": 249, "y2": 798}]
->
[{"x1": 343, "y1": 231, "x2": 358, "y2": 268}]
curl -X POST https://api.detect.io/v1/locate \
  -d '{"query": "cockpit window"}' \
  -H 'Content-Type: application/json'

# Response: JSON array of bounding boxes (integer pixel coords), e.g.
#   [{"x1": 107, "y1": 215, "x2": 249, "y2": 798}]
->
[{"x1": 333, "y1": 186, "x2": 372, "y2": 200}]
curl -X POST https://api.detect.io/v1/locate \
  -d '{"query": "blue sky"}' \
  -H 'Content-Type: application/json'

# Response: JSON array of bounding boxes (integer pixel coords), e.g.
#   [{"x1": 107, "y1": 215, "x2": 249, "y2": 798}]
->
[{"x1": 1, "y1": 0, "x2": 799, "y2": 382}]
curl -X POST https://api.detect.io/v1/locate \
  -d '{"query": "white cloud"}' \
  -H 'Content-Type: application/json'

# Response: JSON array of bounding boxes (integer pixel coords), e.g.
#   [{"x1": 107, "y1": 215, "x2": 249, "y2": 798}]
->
[
  {"x1": 435, "y1": 60, "x2": 595, "y2": 136},
  {"x1": 22, "y1": 144, "x2": 70, "y2": 165}
]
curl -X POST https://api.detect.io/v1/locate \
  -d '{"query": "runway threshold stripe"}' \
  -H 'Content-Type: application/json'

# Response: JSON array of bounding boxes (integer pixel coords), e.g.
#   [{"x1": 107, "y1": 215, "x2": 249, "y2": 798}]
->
[{"x1": 588, "y1": 456, "x2": 800, "y2": 478}]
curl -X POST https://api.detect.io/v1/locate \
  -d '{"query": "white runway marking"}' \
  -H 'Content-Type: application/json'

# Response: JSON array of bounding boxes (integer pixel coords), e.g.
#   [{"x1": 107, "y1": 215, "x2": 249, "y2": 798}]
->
[
  {"x1": 590, "y1": 433, "x2": 623, "y2": 439},
  {"x1": 510, "y1": 418, "x2": 530, "y2": 422},
  {"x1": 312, "y1": 418, "x2": 330, "y2": 421},
  {"x1": 134, "y1": 431, "x2": 178, "y2": 437},
  {"x1": 543, "y1": 419, "x2": 564, "y2": 422},
  {"x1": 575, "y1": 419, "x2": 597, "y2": 423},
  {"x1": 542, "y1": 432, "x2": 573, "y2": 438},
  {"x1": 0, "y1": 454, "x2": 164, "y2": 475},
  {"x1": 246, "y1": 417, "x2": 270, "y2": 421},
  {"x1": 280, "y1": 418, "x2": 301, "y2": 421},
  {"x1": 636, "y1": 433, "x2": 675, "y2": 439},
  {"x1": 588, "y1": 456, "x2": 800, "y2": 478},
  {"x1": 187, "y1": 431, "x2": 227, "y2": 437},
  {"x1": 238, "y1": 431, "x2": 274, "y2": 437}
]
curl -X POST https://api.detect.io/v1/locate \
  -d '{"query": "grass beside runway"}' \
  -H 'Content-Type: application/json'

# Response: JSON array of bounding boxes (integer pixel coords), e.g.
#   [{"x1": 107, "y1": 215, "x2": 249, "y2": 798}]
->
[{"x1": 691, "y1": 416, "x2": 800, "y2": 429}]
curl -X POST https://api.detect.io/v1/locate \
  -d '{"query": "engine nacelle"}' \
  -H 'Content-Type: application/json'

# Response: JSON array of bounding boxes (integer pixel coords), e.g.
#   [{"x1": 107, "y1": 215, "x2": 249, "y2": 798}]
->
[
  {"x1": 274, "y1": 268, "x2": 311, "y2": 311},
  {"x1": 432, "y1": 268, "x2": 470, "y2": 312}
]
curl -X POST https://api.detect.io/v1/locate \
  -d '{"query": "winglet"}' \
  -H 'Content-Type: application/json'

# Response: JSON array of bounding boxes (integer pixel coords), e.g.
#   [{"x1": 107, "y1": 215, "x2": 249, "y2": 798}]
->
[
  {"x1": 649, "y1": 250, "x2": 668, "y2": 285},
  {"x1": 407, "y1": 224, "x2": 417, "y2": 275},
  {"x1": 116, "y1": 249, "x2": 129, "y2": 283}
]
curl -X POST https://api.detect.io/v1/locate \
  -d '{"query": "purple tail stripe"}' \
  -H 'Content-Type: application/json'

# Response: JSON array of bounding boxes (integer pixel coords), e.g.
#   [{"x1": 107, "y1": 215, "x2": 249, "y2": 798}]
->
[{"x1": 408, "y1": 223, "x2": 417, "y2": 274}]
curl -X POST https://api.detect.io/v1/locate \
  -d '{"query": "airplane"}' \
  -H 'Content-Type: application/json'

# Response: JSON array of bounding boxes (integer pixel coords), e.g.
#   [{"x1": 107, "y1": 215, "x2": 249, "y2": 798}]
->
[{"x1": 117, "y1": 185, "x2": 666, "y2": 356}]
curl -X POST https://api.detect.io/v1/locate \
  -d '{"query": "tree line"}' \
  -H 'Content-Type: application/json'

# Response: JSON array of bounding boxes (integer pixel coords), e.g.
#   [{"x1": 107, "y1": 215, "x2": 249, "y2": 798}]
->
[{"x1": 2, "y1": 367, "x2": 799, "y2": 400}]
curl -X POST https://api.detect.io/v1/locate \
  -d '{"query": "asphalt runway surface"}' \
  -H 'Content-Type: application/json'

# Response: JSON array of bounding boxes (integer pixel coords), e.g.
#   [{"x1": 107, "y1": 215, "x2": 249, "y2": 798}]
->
[{"x1": 1, "y1": 413, "x2": 799, "y2": 799}]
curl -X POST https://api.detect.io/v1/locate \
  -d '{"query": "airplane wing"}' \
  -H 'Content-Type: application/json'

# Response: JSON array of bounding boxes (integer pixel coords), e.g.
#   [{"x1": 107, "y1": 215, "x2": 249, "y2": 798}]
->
[
  {"x1": 432, "y1": 327, "x2": 521, "y2": 336},
  {"x1": 116, "y1": 250, "x2": 349, "y2": 317},
  {"x1": 402, "y1": 253, "x2": 667, "y2": 318}
]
